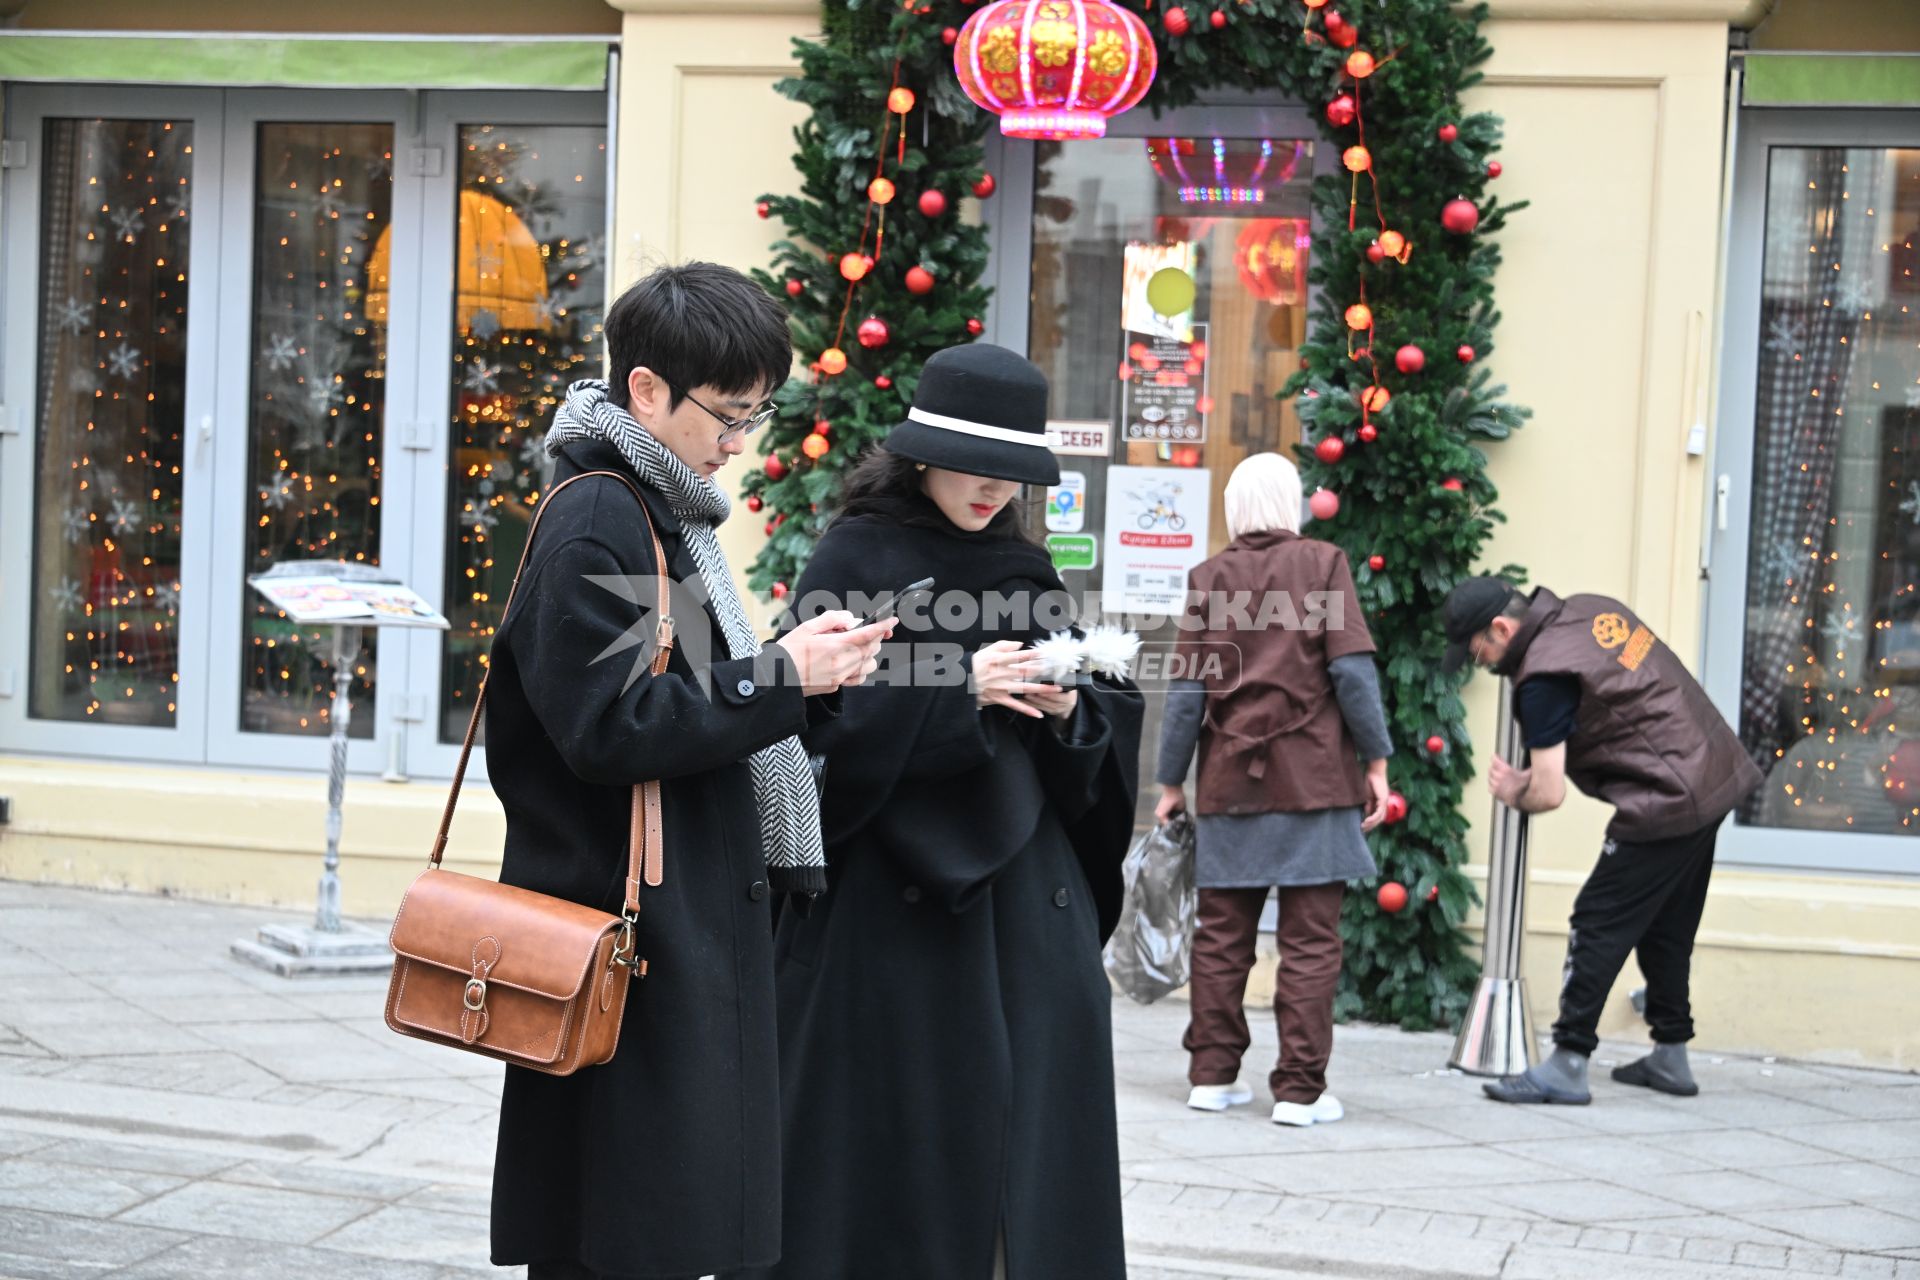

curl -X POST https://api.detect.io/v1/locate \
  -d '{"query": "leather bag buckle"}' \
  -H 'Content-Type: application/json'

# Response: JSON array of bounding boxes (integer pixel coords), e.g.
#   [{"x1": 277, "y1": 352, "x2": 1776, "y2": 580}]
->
[{"x1": 463, "y1": 978, "x2": 487, "y2": 1011}]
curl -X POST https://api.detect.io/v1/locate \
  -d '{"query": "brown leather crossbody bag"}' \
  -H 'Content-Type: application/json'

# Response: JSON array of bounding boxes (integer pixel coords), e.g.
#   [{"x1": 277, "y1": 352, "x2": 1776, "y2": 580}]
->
[{"x1": 384, "y1": 470, "x2": 670, "y2": 1075}]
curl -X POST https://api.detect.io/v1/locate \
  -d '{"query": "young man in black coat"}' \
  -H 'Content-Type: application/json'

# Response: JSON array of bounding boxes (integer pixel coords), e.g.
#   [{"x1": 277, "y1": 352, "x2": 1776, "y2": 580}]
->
[{"x1": 484, "y1": 263, "x2": 890, "y2": 1280}]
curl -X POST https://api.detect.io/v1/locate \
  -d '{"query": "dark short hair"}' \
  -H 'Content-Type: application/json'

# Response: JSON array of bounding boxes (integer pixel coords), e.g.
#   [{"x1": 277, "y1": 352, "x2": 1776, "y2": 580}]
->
[{"x1": 604, "y1": 261, "x2": 792, "y2": 410}]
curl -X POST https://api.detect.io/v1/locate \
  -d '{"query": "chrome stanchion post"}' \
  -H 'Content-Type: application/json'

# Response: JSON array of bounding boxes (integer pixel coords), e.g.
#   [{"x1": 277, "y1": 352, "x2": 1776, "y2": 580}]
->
[{"x1": 1449, "y1": 678, "x2": 1538, "y2": 1076}]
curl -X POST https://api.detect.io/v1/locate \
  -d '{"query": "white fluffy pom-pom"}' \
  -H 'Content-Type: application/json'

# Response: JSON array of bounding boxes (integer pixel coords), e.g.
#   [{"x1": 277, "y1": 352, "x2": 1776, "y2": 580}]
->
[
  {"x1": 1031, "y1": 630, "x2": 1086, "y2": 683},
  {"x1": 1081, "y1": 624, "x2": 1142, "y2": 681}
]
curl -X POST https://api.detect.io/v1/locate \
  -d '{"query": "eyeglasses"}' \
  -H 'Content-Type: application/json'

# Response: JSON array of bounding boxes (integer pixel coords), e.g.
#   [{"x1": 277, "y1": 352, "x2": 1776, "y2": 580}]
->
[
  {"x1": 683, "y1": 389, "x2": 779, "y2": 445},
  {"x1": 1469, "y1": 627, "x2": 1494, "y2": 666}
]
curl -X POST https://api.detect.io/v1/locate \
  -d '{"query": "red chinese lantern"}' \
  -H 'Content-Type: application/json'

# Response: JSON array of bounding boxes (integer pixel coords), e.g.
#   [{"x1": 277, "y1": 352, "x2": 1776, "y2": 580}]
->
[
  {"x1": 868, "y1": 177, "x2": 896, "y2": 205},
  {"x1": 802, "y1": 434, "x2": 831, "y2": 461},
  {"x1": 839, "y1": 252, "x2": 870, "y2": 282},
  {"x1": 1234, "y1": 218, "x2": 1308, "y2": 306},
  {"x1": 1361, "y1": 386, "x2": 1391, "y2": 413},
  {"x1": 820, "y1": 347, "x2": 848, "y2": 376},
  {"x1": 1378, "y1": 229, "x2": 1407, "y2": 259},
  {"x1": 953, "y1": 0, "x2": 1158, "y2": 141},
  {"x1": 1342, "y1": 145, "x2": 1372, "y2": 174},
  {"x1": 887, "y1": 87, "x2": 917, "y2": 115},
  {"x1": 1345, "y1": 50, "x2": 1376, "y2": 79},
  {"x1": 1345, "y1": 303, "x2": 1372, "y2": 331}
]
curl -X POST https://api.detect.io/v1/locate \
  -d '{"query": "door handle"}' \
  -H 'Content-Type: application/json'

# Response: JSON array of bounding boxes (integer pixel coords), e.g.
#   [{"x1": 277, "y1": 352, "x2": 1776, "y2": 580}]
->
[{"x1": 1715, "y1": 474, "x2": 1730, "y2": 532}]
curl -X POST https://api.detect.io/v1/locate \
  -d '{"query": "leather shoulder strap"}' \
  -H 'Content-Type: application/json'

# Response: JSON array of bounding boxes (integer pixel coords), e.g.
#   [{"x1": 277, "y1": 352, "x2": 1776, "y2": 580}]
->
[{"x1": 431, "y1": 469, "x2": 672, "y2": 917}]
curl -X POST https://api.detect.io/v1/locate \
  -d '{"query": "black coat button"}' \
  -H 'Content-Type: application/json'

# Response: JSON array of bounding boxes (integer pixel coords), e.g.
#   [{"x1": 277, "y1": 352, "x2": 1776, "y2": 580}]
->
[
  {"x1": 902, "y1": 886, "x2": 922, "y2": 904},
  {"x1": 1052, "y1": 887, "x2": 1070, "y2": 908},
  {"x1": 737, "y1": 679, "x2": 757, "y2": 698},
  {"x1": 748, "y1": 880, "x2": 768, "y2": 901}
]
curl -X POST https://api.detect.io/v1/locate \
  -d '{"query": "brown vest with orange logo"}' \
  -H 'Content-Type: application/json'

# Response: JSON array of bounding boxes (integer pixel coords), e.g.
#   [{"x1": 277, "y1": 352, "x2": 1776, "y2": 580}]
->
[{"x1": 1503, "y1": 588, "x2": 1761, "y2": 841}]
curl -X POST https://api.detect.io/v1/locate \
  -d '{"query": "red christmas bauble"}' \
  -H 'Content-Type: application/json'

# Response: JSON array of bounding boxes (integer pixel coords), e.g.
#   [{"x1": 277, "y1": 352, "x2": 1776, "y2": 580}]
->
[
  {"x1": 1457, "y1": 344, "x2": 1476, "y2": 364},
  {"x1": 1395, "y1": 344, "x2": 1426, "y2": 374},
  {"x1": 1308, "y1": 489, "x2": 1340, "y2": 521},
  {"x1": 771, "y1": 582, "x2": 788, "y2": 599},
  {"x1": 1358, "y1": 423, "x2": 1378, "y2": 443},
  {"x1": 1210, "y1": 9, "x2": 1226, "y2": 27},
  {"x1": 746, "y1": 495, "x2": 763, "y2": 513},
  {"x1": 942, "y1": 26, "x2": 959, "y2": 45},
  {"x1": 1325, "y1": 11, "x2": 1358, "y2": 48},
  {"x1": 785, "y1": 278, "x2": 803, "y2": 297},
  {"x1": 1487, "y1": 160, "x2": 1503, "y2": 179},
  {"x1": 1377, "y1": 882, "x2": 1409, "y2": 913},
  {"x1": 764, "y1": 520, "x2": 776, "y2": 536},
  {"x1": 1438, "y1": 123, "x2": 1458, "y2": 143},
  {"x1": 764, "y1": 454, "x2": 788, "y2": 481},
  {"x1": 1442, "y1": 477, "x2": 1464, "y2": 492},
  {"x1": 905, "y1": 265, "x2": 936, "y2": 295},
  {"x1": 1326, "y1": 94, "x2": 1357, "y2": 128},
  {"x1": 1315, "y1": 436, "x2": 1346, "y2": 464},
  {"x1": 1366, "y1": 241, "x2": 1386, "y2": 264},
  {"x1": 918, "y1": 189, "x2": 949, "y2": 218},
  {"x1": 1368, "y1": 554, "x2": 1385, "y2": 571},
  {"x1": 1441, "y1": 197, "x2": 1481, "y2": 235},
  {"x1": 857, "y1": 316, "x2": 890, "y2": 349},
  {"x1": 1164, "y1": 6, "x2": 1190, "y2": 35},
  {"x1": 1426, "y1": 735, "x2": 1446, "y2": 754},
  {"x1": 1427, "y1": 885, "x2": 1440, "y2": 903},
  {"x1": 875, "y1": 375, "x2": 893, "y2": 389},
  {"x1": 972, "y1": 173, "x2": 996, "y2": 199},
  {"x1": 966, "y1": 317, "x2": 985, "y2": 336},
  {"x1": 1384, "y1": 791, "x2": 1408, "y2": 823},
  {"x1": 812, "y1": 419, "x2": 831, "y2": 435},
  {"x1": 755, "y1": 200, "x2": 771, "y2": 219}
]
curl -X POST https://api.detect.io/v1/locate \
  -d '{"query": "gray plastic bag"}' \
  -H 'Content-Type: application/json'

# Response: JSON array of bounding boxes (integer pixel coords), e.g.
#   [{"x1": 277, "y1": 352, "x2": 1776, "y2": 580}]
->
[{"x1": 1103, "y1": 813, "x2": 1197, "y2": 1004}]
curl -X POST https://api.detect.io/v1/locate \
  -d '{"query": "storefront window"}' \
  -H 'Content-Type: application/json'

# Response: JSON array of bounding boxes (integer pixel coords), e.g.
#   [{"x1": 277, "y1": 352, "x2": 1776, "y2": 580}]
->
[
  {"x1": 1027, "y1": 133, "x2": 1314, "y2": 812},
  {"x1": 29, "y1": 119, "x2": 193, "y2": 727},
  {"x1": 1737, "y1": 145, "x2": 1920, "y2": 834},
  {"x1": 437, "y1": 123, "x2": 607, "y2": 744},
  {"x1": 239, "y1": 123, "x2": 393, "y2": 737}
]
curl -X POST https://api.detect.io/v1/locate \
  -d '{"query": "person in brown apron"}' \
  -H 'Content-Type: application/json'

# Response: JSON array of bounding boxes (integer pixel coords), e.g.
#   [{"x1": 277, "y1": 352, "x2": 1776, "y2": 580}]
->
[
  {"x1": 1441, "y1": 577, "x2": 1762, "y2": 1105},
  {"x1": 1156, "y1": 452, "x2": 1392, "y2": 1127}
]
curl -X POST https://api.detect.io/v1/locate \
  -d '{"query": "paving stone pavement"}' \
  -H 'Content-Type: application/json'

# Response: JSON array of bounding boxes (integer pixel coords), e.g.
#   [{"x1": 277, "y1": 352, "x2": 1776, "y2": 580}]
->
[{"x1": 2, "y1": 881, "x2": 1918, "y2": 1279}]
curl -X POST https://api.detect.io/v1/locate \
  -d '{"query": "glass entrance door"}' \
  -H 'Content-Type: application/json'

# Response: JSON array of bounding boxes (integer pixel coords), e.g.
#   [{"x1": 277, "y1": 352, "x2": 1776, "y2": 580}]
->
[{"x1": 0, "y1": 85, "x2": 608, "y2": 779}]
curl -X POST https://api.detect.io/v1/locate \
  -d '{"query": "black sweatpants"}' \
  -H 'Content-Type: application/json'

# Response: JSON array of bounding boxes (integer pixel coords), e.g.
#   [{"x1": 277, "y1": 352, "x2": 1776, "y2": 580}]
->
[{"x1": 1551, "y1": 820, "x2": 1719, "y2": 1056}]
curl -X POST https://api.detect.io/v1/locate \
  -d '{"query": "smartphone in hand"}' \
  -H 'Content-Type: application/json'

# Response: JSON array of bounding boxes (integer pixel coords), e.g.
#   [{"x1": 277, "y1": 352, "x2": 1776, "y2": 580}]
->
[{"x1": 860, "y1": 577, "x2": 934, "y2": 627}]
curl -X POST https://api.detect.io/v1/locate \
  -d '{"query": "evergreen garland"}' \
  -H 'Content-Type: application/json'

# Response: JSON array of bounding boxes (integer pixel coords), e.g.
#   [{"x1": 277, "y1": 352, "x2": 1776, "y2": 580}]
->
[{"x1": 751, "y1": 0, "x2": 1529, "y2": 1031}]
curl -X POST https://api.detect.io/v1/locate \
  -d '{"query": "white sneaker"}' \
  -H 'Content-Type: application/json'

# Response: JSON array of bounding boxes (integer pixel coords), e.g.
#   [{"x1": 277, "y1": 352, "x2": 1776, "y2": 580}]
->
[
  {"x1": 1186, "y1": 1081, "x2": 1254, "y2": 1111},
  {"x1": 1271, "y1": 1092, "x2": 1345, "y2": 1126}
]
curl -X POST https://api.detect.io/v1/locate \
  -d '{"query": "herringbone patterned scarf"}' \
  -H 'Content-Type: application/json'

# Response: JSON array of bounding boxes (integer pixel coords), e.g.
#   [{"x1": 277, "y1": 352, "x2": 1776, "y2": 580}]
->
[{"x1": 545, "y1": 379, "x2": 826, "y2": 894}]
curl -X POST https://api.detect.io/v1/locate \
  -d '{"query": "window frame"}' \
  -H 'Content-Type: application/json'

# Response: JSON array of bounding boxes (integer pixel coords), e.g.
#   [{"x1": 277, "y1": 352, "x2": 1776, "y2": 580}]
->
[{"x1": 1705, "y1": 105, "x2": 1920, "y2": 876}]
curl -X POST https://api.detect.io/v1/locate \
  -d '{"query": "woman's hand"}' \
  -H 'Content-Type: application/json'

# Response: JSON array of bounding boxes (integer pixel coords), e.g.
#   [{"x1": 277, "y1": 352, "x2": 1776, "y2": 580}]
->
[
  {"x1": 1360, "y1": 759, "x2": 1390, "y2": 832},
  {"x1": 1155, "y1": 784, "x2": 1187, "y2": 824},
  {"x1": 1022, "y1": 683, "x2": 1078, "y2": 722},
  {"x1": 971, "y1": 640, "x2": 1055, "y2": 720}
]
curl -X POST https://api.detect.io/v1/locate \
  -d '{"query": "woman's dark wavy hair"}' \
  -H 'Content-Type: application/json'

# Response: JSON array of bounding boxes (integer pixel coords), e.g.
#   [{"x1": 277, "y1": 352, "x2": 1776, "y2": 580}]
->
[{"x1": 831, "y1": 446, "x2": 1041, "y2": 545}]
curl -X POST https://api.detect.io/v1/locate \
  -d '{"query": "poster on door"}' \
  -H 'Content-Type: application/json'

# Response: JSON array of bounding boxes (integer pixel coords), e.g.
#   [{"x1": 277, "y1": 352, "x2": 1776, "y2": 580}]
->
[
  {"x1": 1104, "y1": 465, "x2": 1211, "y2": 616},
  {"x1": 1120, "y1": 321, "x2": 1209, "y2": 444},
  {"x1": 1046, "y1": 471, "x2": 1086, "y2": 533}
]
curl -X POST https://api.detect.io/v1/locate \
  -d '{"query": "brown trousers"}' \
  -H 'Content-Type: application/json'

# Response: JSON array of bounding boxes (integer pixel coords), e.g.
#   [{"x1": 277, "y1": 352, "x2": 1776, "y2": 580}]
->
[{"x1": 1183, "y1": 883, "x2": 1345, "y2": 1105}]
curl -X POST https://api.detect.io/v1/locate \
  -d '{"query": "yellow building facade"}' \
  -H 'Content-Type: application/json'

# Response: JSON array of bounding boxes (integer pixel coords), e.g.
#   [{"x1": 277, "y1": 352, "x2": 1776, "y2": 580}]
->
[{"x1": 1, "y1": 0, "x2": 1916, "y2": 1067}]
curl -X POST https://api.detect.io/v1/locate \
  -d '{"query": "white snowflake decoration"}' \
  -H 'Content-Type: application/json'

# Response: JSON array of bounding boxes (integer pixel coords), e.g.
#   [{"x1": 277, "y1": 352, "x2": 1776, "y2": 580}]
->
[
  {"x1": 1900, "y1": 481, "x2": 1920, "y2": 527},
  {"x1": 459, "y1": 502, "x2": 499, "y2": 532},
  {"x1": 109, "y1": 206, "x2": 146, "y2": 241},
  {"x1": 462, "y1": 361, "x2": 501, "y2": 395},
  {"x1": 62, "y1": 506, "x2": 93, "y2": 543},
  {"x1": 469, "y1": 308, "x2": 503, "y2": 341},
  {"x1": 50, "y1": 579, "x2": 86, "y2": 613},
  {"x1": 166, "y1": 196, "x2": 190, "y2": 223},
  {"x1": 263, "y1": 333, "x2": 300, "y2": 371},
  {"x1": 68, "y1": 368, "x2": 101, "y2": 398},
  {"x1": 1904, "y1": 383, "x2": 1920, "y2": 411},
  {"x1": 473, "y1": 248, "x2": 504, "y2": 279},
  {"x1": 260, "y1": 480, "x2": 295, "y2": 512},
  {"x1": 106, "y1": 343, "x2": 142, "y2": 380},
  {"x1": 153, "y1": 582, "x2": 182, "y2": 613},
  {"x1": 316, "y1": 187, "x2": 345, "y2": 219},
  {"x1": 534, "y1": 294, "x2": 566, "y2": 326},
  {"x1": 1834, "y1": 276, "x2": 1876, "y2": 316},
  {"x1": 53, "y1": 296, "x2": 92, "y2": 335},
  {"x1": 519, "y1": 433, "x2": 550, "y2": 467},
  {"x1": 1763, "y1": 536, "x2": 1813, "y2": 583},
  {"x1": 108, "y1": 498, "x2": 143, "y2": 536},
  {"x1": 1821, "y1": 612, "x2": 1862, "y2": 652},
  {"x1": 305, "y1": 376, "x2": 347, "y2": 415},
  {"x1": 365, "y1": 152, "x2": 393, "y2": 182},
  {"x1": 1763, "y1": 316, "x2": 1804, "y2": 356}
]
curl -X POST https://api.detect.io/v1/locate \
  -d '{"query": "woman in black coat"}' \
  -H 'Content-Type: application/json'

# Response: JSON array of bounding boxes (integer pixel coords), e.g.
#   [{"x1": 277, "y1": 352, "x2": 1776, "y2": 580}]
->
[
  {"x1": 758, "y1": 345, "x2": 1144, "y2": 1280},
  {"x1": 483, "y1": 265, "x2": 886, "y2": 1280}
]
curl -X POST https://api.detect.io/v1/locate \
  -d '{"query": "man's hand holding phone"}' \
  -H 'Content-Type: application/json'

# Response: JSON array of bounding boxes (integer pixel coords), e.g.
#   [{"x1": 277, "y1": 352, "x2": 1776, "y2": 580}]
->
[{"x1": 776, "y1": 611, "x2": 894, "y2": 697}]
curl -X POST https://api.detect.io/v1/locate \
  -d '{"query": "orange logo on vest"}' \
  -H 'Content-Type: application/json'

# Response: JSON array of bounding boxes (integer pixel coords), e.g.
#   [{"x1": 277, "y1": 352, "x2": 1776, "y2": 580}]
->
[
  {"x1": 1592, "y1": 613, "x2": 1632, "y2": 650},
  {"x1": 1619, "y1": 627, "x2": 1656, "y2": 671}
]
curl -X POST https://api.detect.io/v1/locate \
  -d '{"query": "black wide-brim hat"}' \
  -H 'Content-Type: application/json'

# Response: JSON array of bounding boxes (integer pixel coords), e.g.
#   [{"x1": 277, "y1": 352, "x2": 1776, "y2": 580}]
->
[{"x1": 883, "y1": 342, "x2": 1061, "y2": 487}]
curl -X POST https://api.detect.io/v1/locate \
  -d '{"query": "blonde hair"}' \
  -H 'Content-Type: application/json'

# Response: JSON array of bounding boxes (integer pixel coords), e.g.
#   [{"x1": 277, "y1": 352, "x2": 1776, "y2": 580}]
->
[{"x1": 1224, "y1": 452, "x2": 1303, "y2": 539}]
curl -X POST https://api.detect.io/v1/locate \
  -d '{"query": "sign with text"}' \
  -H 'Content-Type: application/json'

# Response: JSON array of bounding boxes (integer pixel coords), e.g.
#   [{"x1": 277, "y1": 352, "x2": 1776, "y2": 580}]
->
[
  {"x1": 1103, "y1": 465, "x2": 1210, "y2": 616},
  {"x1": 1120, "y1": 321, "x2": 1209, "y2": 444},
  {"x1": 1046, "y1": 471, "x2": 1086, "y2": 533},
  {"x1": 1046, "y1": 533, "x2": 1098, "y2": 572},
  {"x1": 1046, "y1": 419, "x2": 1112, "y2": 457}
]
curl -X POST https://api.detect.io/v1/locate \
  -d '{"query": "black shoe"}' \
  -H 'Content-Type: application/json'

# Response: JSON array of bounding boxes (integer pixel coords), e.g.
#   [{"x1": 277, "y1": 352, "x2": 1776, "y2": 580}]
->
[{"x1": 1482, "y1": 1068, "x2": 1591, "y2": 1106}]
